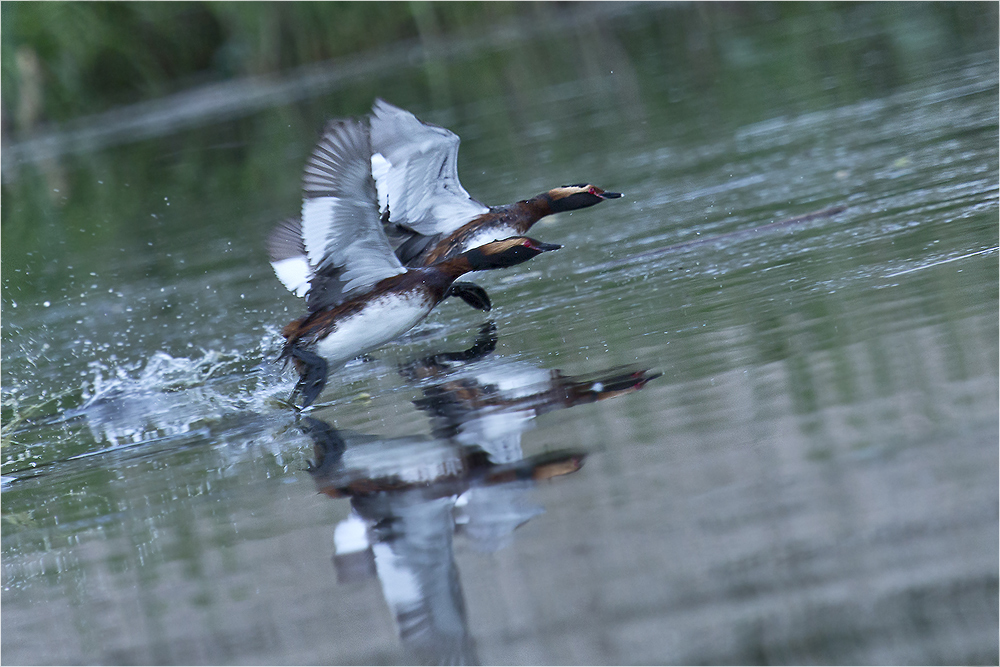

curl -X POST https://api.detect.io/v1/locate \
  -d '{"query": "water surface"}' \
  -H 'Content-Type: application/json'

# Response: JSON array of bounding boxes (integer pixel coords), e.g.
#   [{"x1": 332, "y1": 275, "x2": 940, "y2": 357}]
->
[{"x1": 2, "y1": 4, "x2": 997, "y2": 665}]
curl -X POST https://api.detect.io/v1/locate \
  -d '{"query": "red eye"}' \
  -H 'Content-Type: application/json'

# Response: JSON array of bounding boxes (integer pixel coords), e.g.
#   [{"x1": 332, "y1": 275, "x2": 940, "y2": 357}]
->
[{"x1": 588, "y1": 186, "x2": 599, "y2": 195}]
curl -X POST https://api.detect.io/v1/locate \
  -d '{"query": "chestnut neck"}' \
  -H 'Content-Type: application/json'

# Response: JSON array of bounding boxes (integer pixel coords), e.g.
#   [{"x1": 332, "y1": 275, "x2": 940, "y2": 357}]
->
[
  {"x1": 516, "y1": 192, "x2": 557, "y2": 220},
  {"x1": 427, "y1": 254, "x2": 476, "y2": 280}
]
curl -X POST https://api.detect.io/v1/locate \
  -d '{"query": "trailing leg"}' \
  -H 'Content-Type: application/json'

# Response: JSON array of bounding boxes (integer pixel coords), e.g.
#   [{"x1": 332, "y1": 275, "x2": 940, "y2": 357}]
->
[{"x1": 288, "y1": 346, "x2": 328, "y2": 408}]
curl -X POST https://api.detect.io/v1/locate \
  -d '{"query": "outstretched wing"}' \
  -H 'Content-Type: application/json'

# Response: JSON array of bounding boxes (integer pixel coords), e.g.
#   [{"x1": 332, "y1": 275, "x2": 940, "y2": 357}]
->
[
  {"x1": 298, "y1": 117, "x2": 405, "y2": 308},
  {"x1": 370, "y1": 99, "x2": 489, "y2": 239},
  {"x1": 267, "y1": 217, "x2": 311, "y2": 298},
  {"x1": 267, "y1": 217, "x2": 360, "y2": 312}
]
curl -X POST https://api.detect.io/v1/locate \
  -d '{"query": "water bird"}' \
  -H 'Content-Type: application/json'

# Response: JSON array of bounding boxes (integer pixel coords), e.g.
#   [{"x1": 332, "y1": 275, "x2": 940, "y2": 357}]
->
[
  {"x1": 274, "y1": 117, "x2": 560, "y2": 407},
  {"x1": 269, "y1": 99, "x2": 620, "y2": 311}
]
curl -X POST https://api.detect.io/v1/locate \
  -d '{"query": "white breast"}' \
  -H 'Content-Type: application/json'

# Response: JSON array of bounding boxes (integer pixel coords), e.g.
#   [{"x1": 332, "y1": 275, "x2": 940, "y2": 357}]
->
[{"x1": 314, "y1": 293, "x2": 432, "y2": 367}]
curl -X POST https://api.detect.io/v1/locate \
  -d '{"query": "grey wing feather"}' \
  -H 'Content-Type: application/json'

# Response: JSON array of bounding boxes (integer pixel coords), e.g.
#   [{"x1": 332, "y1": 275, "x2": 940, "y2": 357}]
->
[
  {"x1": 370, "y1": 99, "x2": 489, "y2": 238},
  {"x1": 267, "y1": 217, "x2": 312, "y2": 298},
  {"x1": 300, "y1": 117, "x2": 405, "y2": 302},
  {"x1": 267, "y1": 217, "x2": 306, "y2": 261},
  {"x1": 266, "y1": 217, "x2": 356, "y2": 311}
]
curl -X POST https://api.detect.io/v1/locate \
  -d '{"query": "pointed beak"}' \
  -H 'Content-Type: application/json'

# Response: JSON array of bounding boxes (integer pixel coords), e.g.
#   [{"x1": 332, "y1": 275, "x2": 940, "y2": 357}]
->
[
  {"x1": 535, "y1": 242, "x2": 562, "y2": 252},
  {"x1": 600, "y1": 191, "x2": 623, "y2": 199}
]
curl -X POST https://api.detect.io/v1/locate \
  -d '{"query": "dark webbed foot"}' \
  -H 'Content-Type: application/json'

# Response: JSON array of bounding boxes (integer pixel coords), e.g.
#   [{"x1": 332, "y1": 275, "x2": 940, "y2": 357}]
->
[
  {"x1": 446, "y1": 281, "x2": 491, "y2": 312},
  {"x1": 289, "y1": 347, "x2": 329, "y2": 408}
]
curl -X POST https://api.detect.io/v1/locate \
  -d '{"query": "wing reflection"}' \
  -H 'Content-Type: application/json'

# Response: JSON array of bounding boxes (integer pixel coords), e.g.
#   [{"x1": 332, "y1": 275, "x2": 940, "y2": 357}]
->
[{"x1": 303, "y1": 322, "x2": 657, "y2": 665}]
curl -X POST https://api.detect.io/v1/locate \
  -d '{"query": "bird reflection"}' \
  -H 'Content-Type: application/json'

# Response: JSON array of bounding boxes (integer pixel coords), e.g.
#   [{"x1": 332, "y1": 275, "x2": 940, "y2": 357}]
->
[
  {"x1": 404, "y1": 321, "x2": 660, "y2": 468},
  {"x1": 303, "y1": 322, "x2": 657, "y2": 665}
]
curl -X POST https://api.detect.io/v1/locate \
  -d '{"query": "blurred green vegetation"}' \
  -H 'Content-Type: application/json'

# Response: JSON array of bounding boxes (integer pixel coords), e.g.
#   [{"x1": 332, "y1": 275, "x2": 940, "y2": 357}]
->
[
  {"x1": 3, "y1": 2, "x2": 996, "y2": 135},
  {"x1": 1, "y1": 1, "x2": 531, "y2": 132}
]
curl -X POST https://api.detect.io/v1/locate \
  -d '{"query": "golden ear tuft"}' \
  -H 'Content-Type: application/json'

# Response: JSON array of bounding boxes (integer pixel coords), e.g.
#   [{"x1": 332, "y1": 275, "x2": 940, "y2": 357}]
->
[
  {"x1": 482, "y1": 236, "x2": 527, "y2": 254},
  {"x1": 549, "y1": 185, "x2": 589, "y2": 200}
]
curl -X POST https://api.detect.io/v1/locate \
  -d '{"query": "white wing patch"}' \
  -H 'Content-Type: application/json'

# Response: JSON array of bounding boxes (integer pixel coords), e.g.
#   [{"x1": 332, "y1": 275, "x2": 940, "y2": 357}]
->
[
  {"x1": 301, "y1": 197, "x2": 338, "y2": 271},
  {"x1": 371, "y1": 152, "x2": 392, "y2": 215},
  {"x1": 271, "y1": 256, "x2": 311, "y2": 297}
]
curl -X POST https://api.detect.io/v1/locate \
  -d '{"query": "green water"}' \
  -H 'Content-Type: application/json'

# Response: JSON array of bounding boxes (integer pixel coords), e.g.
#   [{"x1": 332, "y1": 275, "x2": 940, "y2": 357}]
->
[{"x1": 2, "y1": 3, "x2": 998, "y2": 665}]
